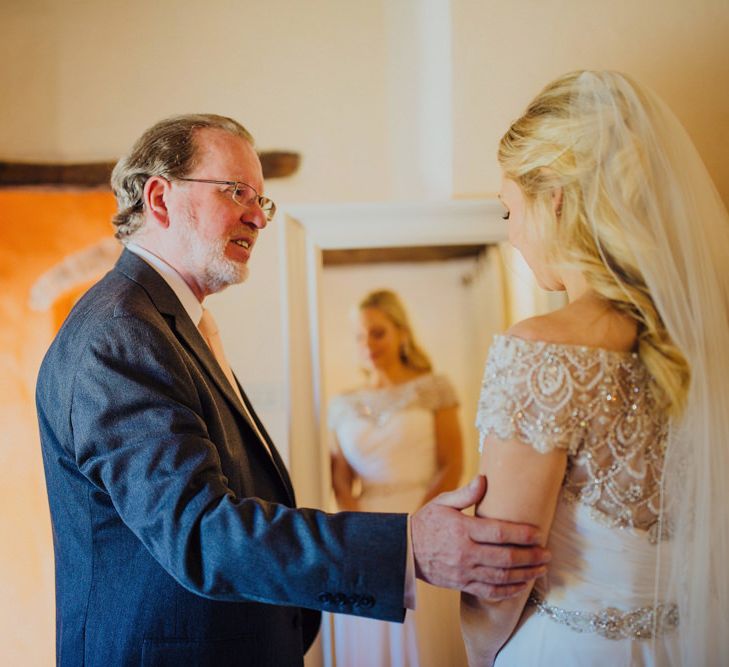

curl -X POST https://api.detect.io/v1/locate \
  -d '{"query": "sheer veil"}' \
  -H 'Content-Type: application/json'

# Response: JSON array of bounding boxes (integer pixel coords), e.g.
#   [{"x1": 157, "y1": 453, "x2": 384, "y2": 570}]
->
[{"x1": 572, "y1": 71, "x2": 729, "y2": 665}]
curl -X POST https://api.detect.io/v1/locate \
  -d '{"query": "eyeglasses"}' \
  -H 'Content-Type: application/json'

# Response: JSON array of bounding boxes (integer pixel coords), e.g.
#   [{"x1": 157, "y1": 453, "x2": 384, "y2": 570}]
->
[{"x1": 176, "y1": 177, "x2": 277, "y2": 221}]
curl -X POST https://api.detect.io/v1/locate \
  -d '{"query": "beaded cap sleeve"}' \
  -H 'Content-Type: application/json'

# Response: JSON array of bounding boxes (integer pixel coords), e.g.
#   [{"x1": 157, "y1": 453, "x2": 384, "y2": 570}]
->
[
  {"x1": 476, "y1": 335, "x2": 668, "y2": 533},
  {"x1": 328, "y1": 373, "x2": 458, "y2": 430}
]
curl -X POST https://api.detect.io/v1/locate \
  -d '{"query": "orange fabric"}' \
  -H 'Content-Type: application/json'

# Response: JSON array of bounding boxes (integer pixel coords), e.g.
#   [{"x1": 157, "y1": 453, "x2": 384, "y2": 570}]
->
[{"x1": 0, "y1": 190, "x2": 117, "y2": 663}]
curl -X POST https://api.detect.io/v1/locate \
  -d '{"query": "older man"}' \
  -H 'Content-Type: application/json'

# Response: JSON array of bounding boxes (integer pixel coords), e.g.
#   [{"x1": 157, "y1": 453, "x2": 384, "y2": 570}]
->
[{"x1": 36, "y1": 114, "x2": 548, "y2": 666}]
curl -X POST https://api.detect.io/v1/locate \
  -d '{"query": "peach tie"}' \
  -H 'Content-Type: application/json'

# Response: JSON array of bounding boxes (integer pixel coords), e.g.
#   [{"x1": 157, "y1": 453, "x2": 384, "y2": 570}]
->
[{"x1": 198, "y1": 308, "x2": 271, "y2": 456}]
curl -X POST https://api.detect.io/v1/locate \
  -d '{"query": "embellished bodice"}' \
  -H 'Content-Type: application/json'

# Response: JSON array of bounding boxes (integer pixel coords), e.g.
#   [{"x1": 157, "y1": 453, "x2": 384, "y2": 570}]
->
[
  {"x1": 329, "y1": 374, "x2": 458, "y2": 490},
  {"x1": 476, "y1": 335, "x2": 668, "y2": 534},
  {"x1": 329, "y1": 373, "x2": 457, "y2": 428}
]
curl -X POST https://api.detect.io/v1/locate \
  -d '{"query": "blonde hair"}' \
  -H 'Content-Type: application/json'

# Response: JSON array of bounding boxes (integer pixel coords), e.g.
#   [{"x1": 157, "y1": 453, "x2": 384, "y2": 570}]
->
[
  {"x1": 498, "y1": 71, "x2": 689, "y2": 415},
  {"x1": 111, "y1": 114, "x2": 254, "y2": 241},
  {"x1": 359, "y1": 289, "x2": 432, "y2": 373}
]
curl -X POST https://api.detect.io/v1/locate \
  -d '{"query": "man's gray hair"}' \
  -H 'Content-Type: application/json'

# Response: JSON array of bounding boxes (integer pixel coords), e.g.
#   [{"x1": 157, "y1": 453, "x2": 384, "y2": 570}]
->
[{"x1": 110, "y1": 114, "x2": 254, "y2": 241}]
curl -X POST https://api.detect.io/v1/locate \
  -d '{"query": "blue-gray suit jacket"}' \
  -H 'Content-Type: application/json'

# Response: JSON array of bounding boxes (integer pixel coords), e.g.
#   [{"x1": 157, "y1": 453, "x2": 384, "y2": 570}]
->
[{"x1": 36, "y1": 250, "x2": 407, "y2": 666}]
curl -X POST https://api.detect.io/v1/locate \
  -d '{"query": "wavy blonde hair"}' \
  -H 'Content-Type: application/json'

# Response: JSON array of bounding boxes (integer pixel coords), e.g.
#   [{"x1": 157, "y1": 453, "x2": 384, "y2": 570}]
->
[
  {"x1": 359, "y1": 289, "x2": 432, "y2": 374},
  {"x1": 498, "y1": 71, "x2": 690, "y2": 416}
]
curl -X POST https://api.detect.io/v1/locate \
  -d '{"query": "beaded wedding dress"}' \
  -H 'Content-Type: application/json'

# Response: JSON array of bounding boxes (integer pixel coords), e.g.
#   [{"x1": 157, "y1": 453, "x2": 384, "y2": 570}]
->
[
  {"x1": 328, "y1": 373, "x2": 467, "y2": 667},
  {"x1": 477, "y1": 335, "x2": 679, "y2": 666}
]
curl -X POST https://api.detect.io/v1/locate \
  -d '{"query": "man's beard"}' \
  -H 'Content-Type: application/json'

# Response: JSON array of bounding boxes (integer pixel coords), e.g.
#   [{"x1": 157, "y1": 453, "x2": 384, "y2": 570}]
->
[{"x1": 178, "y1": 209, "x2": 249, "y2": 294}]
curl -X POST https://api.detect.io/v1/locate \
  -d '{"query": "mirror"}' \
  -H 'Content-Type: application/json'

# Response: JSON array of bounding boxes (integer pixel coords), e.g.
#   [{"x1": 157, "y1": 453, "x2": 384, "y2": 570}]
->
[{"x1": 282, "y1": 199, "x2": 513, "y2": 508}]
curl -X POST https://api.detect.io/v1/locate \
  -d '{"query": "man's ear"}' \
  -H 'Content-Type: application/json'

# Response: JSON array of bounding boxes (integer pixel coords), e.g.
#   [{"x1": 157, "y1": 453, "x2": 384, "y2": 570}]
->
[
  {"x1": 143, "y1": 176, "x2": 172, "y2": 228},
  {"x1": 552, "y1": 186, "x2": 563, "y2": 218}
]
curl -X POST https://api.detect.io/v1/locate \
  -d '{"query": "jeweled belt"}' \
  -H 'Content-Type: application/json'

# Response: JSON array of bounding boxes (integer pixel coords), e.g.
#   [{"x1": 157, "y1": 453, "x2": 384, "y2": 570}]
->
[{"x1": 528, "y1": 592, "x2": 679, "y2": 640}]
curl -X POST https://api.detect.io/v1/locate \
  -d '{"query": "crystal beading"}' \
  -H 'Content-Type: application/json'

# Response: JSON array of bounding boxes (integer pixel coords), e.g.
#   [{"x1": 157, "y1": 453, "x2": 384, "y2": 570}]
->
[
  {"x1": 329, "y1": 373, "x2": 458, "y2": 429},
  {"x1": 476, "y1": 335, "x2": 668, "y2": 533},
  {"x1": 529, "y1": 592, "x2": 678, "y2": 640}
]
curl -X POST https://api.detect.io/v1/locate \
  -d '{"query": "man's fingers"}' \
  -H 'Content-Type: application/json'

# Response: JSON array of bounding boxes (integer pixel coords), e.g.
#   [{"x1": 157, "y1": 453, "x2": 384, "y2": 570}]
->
[
  {"x1": 469, "y1": 543, "x2": 551, "y2": 569},
  {"x1": 432, "y1": 475, "x2": 487, "y2": 510},
  {"x1": 467, "y1": 514, "x2": 545, "y2": 548}
]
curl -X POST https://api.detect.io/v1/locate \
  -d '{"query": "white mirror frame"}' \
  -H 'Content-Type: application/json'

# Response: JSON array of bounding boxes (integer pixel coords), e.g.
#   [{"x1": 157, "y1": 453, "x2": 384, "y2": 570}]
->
[{"x1": 279, "y1": 199, "x2": 506, "y2": 510}]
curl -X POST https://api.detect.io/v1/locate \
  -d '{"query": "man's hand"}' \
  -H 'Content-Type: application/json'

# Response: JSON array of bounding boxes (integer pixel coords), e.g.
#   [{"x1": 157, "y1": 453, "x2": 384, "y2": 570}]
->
[{"x1": 411, "y1": 475, "x2": 550, "y2": 600}]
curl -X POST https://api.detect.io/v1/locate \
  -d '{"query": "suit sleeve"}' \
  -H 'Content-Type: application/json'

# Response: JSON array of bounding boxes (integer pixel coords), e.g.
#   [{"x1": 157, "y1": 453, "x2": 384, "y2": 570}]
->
[{"x1": 69, "y1": 313, "x2": 407, "y2": 622}]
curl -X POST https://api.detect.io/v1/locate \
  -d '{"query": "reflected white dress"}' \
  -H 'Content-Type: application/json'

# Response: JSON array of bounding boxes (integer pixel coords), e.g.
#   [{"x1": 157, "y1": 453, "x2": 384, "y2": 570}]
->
[
  {"x1": 328, "y1": 373, "x2": 467, "y2": 667},
  {"x1": 477, "y1": 336, "x2": 679, "y2": 666}
]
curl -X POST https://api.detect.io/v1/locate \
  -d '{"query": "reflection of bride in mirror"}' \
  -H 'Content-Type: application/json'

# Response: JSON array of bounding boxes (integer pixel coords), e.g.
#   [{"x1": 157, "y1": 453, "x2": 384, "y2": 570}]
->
[
  {"x1": 461, "y1": 70, "x2": 729, "y2": 666},
  {"x1": 328, "y1": 288, "x2": 467, "y2": 666}
]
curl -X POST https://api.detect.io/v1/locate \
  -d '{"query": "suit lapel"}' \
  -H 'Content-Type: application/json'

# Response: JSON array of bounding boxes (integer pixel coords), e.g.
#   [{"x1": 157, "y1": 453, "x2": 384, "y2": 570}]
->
[
  {"x1": 175, "y1": 317, "x2": 294, "y2": 503},
  {"x1": 114, "y1": 250, "x2": 294, "y2": 502},
  {"x1": 236, "y1": 382, "x2": 296, "y2": 503},
  {"x1": 172, "y1": 311, "x2": 248, "y2": 418}
]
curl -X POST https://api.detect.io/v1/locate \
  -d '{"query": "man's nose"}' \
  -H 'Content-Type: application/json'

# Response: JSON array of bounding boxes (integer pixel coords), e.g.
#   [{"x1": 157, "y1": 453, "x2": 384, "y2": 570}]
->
[{"x1": 242, "y1": 205, "x2": 268, "y2": 230}]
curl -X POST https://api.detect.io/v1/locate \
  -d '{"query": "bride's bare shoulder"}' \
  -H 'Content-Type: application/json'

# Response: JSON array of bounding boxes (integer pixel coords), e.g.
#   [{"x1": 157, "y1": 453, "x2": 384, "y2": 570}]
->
[
  {"x1": 507, "y1": 312, "x2": 569, "y2": 343},
  {"x1": 506, "y1": 301, "x2": 637, "y2": 352}
]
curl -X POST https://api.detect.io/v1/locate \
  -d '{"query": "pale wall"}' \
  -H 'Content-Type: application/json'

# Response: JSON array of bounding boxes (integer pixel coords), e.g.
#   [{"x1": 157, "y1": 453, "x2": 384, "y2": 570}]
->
[
  {"x1": 2, "y1": 0, "x2": 726, "y2": 201},
  {"x1": 0, "y1": 0, "x2": 394, "y2": 203}
]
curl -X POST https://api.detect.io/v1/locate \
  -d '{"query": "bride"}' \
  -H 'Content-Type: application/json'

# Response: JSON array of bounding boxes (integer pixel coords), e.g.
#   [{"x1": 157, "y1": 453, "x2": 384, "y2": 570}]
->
[{"x1": 460, "y1": 70, "x2": 729, "y2": 666}]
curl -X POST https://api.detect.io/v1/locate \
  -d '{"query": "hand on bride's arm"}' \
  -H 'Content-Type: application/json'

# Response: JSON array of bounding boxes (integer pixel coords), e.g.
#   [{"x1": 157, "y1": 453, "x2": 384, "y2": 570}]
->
[
  {"x1": 459, "y1": 435, "x2": 566, "y2": 666},
  {"x1": 411, "y1": 475, "x2": 551, "y2": 599}
]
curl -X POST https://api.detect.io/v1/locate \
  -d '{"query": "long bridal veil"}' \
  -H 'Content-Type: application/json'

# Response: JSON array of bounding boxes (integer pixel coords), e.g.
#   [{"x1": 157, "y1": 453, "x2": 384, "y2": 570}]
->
[{"x1": 572, "y1": 71, "x2": 729, "y2": 665}]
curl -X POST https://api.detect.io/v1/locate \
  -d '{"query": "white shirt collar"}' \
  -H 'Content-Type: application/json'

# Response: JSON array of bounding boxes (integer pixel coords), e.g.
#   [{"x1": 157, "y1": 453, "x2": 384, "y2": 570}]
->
[{"x1": 125, "y1": 242, "x2": 204, "y2": 326}]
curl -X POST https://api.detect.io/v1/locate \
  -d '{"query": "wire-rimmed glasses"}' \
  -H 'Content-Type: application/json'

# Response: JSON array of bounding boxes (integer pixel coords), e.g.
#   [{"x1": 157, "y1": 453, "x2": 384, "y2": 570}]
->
[{"x1": 176, "y1": 177, "x2": 277, "y2": 221}]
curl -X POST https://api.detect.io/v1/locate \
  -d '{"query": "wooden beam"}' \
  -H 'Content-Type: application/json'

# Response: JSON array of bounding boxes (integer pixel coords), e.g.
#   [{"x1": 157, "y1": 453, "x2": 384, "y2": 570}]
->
[
  {"x1": 322, "y1": 244, "x2": 486, "y2": 266},
  {"x1": 0, "y1": 151, "x2": 300, "y2": 188},
  {"x1": 0, "y1": 162, "x2": 114, "y2": 188},
  {"x1": 259, "y1": 151, "x2": 300, "y2": 180}
]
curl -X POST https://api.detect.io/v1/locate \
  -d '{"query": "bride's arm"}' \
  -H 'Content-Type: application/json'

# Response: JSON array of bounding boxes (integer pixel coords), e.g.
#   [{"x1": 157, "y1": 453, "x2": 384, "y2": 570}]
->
[
  {"x1": 460, "y1": 435, "x2": 566, "y2": 666},
  {"x1": 330, "y1": 434, "x2": 360, "y2": 511},
  {"x1": 419, "y1": 405, "x2": 464, "y2": 506}
]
